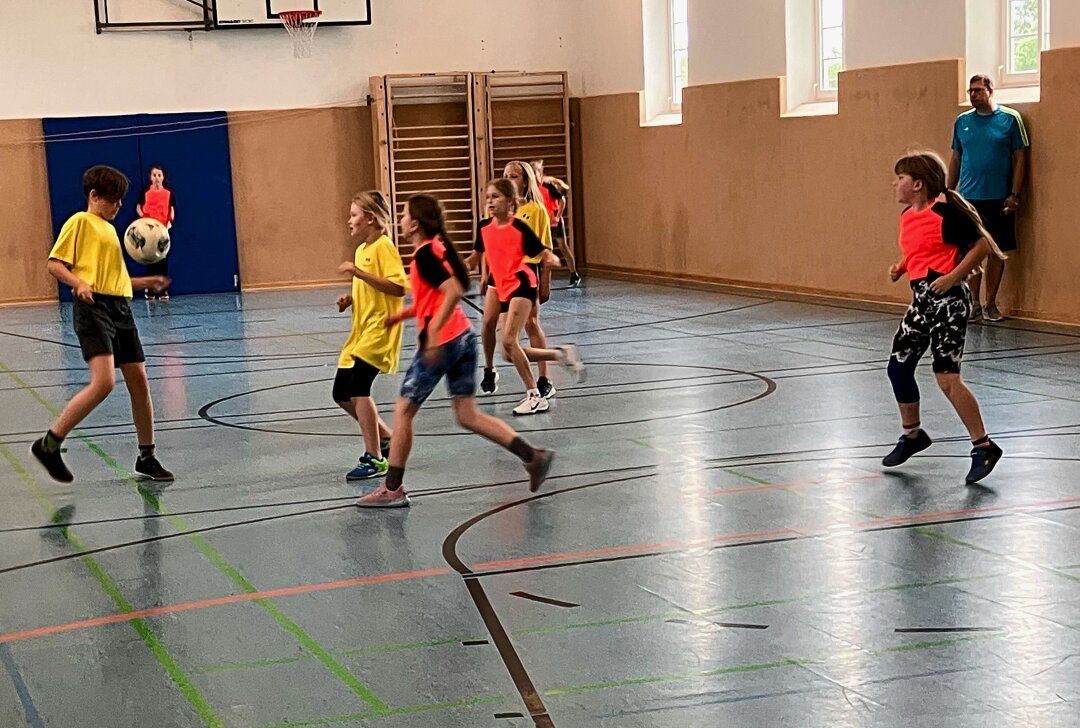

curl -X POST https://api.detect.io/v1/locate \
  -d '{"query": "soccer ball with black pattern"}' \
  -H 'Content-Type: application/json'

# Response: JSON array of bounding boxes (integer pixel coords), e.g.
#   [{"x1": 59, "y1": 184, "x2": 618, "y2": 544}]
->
[{"x1": 124, "y1": 217, "x2": 171, "y2": 264}]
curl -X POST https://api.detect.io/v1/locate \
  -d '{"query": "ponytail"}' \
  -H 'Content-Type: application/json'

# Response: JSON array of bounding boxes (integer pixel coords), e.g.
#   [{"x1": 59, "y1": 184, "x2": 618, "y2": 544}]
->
[
  {"x1": 407, "y1": 194, "x2": 471, "y2": 289},
  {"x1": 944, "y1": 189, "x2": 1008, "y2": 261},
  {"x1": 436, "y1": 224, "x2": 471, "y2": 289}
]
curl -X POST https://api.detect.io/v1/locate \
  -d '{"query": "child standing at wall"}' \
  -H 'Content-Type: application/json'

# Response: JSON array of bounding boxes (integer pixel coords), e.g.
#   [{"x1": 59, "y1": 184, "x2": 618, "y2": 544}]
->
[{"x1": 135, "y1": 165, "x2": 175, "y2": 300}]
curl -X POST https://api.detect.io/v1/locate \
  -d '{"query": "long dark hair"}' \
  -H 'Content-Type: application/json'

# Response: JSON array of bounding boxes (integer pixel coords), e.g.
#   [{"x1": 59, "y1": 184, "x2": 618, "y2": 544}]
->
[
  {"x1": 146, "y1": 164, "x2": 170, "y2": 190},
  {"x1": 408, "y1": 194, "x2": 470, "y2": 288}
]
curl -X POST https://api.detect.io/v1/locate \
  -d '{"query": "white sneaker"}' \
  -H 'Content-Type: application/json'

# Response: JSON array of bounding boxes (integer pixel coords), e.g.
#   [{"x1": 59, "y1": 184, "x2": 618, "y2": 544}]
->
[
  {"x1": 556, "y1": 345, "x2": 586, "y2": 383},
  {"x1": 512, "y1": 390, "x2": 549, "y2": 416}
]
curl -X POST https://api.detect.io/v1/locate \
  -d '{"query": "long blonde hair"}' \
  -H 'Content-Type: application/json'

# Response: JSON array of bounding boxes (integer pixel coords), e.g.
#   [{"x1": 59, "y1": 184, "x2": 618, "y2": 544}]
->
[
  {"x1": 504, "y1": 160, "x2": 543, "y2": 204},
  {"x1": 352, "y1": 190, "x2": 391, "y2": 233},
  {"x1": 894, "y1": 149, "x2": 1007, "y2": 261}
]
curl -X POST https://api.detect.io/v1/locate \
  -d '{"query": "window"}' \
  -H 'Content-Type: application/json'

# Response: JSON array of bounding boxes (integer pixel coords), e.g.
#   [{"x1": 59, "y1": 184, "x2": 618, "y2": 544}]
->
[
  {"x1": 817, "y1": 0, "x2": 843, "y2": 98},
  {"x1": 670, "y1": 0, "x2": 689, "y2": 108},
  {"x1": 1002, "y1": 0, "x2": 1050, "y2": 84}
]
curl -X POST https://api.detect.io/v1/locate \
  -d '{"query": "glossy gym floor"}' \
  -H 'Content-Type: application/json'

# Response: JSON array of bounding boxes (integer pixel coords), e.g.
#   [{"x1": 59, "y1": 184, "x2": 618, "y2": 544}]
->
[{"x1": 1, "y1": 279, "x2": 1078, "y2": 727}]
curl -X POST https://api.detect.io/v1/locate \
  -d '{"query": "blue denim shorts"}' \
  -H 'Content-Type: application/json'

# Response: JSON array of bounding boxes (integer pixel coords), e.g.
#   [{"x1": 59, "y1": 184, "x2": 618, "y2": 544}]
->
[{"x1": 400, "y1": 330, "x2": 478, "y2": 405}]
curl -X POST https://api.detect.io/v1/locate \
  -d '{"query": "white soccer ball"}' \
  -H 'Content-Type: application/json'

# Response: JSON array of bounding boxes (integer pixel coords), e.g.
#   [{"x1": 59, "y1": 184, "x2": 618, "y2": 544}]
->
[{"x1": 124, "y1": 217, "x2": 171, "y2": 264}]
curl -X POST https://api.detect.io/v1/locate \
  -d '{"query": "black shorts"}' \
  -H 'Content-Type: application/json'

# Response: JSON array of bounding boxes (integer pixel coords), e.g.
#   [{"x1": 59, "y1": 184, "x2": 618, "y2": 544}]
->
[
  {"x1": 970, "y1": 199, "x2": 1017, "y2": 252},
  {"x1": 499, "y1": 271, "x2": 538, "y2": 313},
  {"x1": 551, "y1": 224, "x2": 565, "y2": 242},
  {"x1": 333, "y1": 358, "x2": 381, "y2": 402},
  {"x1": 73, "y1": 296, "x2": 145, "y2": 365}
]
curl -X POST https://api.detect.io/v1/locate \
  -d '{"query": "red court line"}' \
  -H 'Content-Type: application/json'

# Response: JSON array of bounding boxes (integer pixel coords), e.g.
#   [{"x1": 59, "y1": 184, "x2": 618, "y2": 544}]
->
[
  {"x1": 0, "y1": 568, "x2": 449, "y2": 644},
  {"x1": 2, "y1": 495, "x2": 1077, "y2": 646}
]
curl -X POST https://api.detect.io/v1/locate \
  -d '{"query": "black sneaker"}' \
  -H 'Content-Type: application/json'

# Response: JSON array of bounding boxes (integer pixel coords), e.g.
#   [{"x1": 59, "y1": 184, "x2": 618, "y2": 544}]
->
[
  {"x1": 882, "y1": 430, "x2": 932, "y2": 467},
  {"x1": 966, "y1": 440, "x2": 1003, "y2": 484},
  {"x1": 525, "y1": 448, "x2": 555, "y2": 492},
  {"x1": 537, "y1": 376, "x2": 556, "y2": 399},
  {"x1": 569, "y1": 272, "x2": 581, "y2": 288},
  {"x1": 135, "y1": 455, "x2": 175, "y2": 482},
  {"x1": 31, "y1": 438, "x2": 73, "y2": 483},
  {"x1": 480, "y1": 368, "x2": 498, "y2": 395}
]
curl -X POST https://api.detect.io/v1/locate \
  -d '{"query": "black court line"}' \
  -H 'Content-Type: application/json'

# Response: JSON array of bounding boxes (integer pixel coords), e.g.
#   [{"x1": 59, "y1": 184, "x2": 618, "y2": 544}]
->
[
  {"x1": 194, "y1": 362, "x2": 777, "y2": 438},
  {"x1": 894, "y1": 627, "x2": 1004, "y2": 633},
  {"x1": 509, "y1": 591, "x2": 579, "y2": 609}
]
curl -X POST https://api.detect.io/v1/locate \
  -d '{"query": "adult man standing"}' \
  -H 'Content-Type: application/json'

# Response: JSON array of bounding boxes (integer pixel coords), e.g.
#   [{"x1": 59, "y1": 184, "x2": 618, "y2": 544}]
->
[{"x1": 948, "y1": 74, "x2": 1029, "y2": 322}]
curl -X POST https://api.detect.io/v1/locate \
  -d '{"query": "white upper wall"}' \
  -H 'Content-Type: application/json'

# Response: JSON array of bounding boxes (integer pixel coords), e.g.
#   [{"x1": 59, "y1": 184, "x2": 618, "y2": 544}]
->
[
  {"x1": 5, "y1": 0, "x2": 1078, "y2": 120},
  {"x1": 2, "y1": 0, "x2": 588, "y2": 118},
  {"x1": 845, "y1": 0, "x2": 966, "y2": 70},
  {"x1": 691, "y1": 0, "x2": 786, "y2": 85}
]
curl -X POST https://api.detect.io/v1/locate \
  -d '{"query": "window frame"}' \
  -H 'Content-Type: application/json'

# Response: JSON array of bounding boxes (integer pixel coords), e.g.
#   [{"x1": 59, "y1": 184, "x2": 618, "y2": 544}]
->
[
  {"x1": 999, "y1": 0, "x2": 1050, "y2": 87},
  {"x1": 669, "y1": 0, "x2": 688, "y2": 112},
  {"x1": 815, "y1": 0, "x2": 844, "y2": 101}
]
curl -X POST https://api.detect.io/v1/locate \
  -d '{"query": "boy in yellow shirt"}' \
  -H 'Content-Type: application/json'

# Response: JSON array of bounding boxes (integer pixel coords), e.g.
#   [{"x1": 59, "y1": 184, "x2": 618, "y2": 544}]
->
[{"x1": 31, "y1": 165, "x2": 172, "y2": 483}]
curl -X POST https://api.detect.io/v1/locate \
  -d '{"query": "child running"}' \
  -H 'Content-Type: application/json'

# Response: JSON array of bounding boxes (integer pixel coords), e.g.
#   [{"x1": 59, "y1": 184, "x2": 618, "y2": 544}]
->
[
  {"x1": 480, "y1": 161, "x2": 555, "y2": 398},
  {"x1": 135, "y1": 164, "x2": 175, "y2": 300},
  {"x1": 356, "y1": 194, "x2": 556, "y2": 508},
  {"x1": 883, "y1": 149, "x2": 1006, "y2": 484},
  {"x1": 466, "y1": 178, "x2": 585, "y2": 416},
  {"x1": 31, "y1": 165, "x2": 172, "y2": 483},
  {"x1": 335, "y1": 191, "x2": 407, "y2": 480}
]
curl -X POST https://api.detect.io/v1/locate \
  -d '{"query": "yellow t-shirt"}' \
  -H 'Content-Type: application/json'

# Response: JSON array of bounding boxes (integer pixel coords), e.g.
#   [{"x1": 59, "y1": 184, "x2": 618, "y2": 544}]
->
[
  {"x1": 338, "y1": 235, "x2": 409, "y2": 373},
  {"x1": 48, "y1": 212, "x2": 133, "y2": 299},
  {"x1": 516, "y1": 200, "x2": 553, "y2": 264}
]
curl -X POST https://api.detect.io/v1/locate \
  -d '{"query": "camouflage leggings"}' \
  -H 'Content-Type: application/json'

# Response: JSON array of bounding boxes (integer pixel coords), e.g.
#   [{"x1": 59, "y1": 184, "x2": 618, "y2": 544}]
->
[{"x1": 890, "y1": 279, "x2": 972, "y2": 376}]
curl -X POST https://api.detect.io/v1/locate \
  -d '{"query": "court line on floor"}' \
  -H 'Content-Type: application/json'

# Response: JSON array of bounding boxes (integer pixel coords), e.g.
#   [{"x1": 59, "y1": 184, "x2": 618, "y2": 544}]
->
[
  {"x1": 0, "y1": 643, "x2": 45, "y2": 728},
  {"x1": 3, "y1": 495, "x2": 1075, "y2": 649},
  {"x1": 0, "y1": 360, "x2": 390, "y2": 715},
  {"x1": 0, "y1": 442, "x2": 224, "y2": 728},
  {"x1": 245, "y1": 631, "x2": 1012, "y2": 728},
  {"x1": 193, "y1": 572, "x2": 1006, "y2": 676}
]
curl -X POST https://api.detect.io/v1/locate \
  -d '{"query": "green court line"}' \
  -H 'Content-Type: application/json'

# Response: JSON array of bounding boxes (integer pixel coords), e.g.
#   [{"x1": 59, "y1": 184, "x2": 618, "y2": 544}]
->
[
  {"x1": 0, "y1": 360, "x2": 388, "y2": 714},
  {"x1": 0, "y1": 443, "x2": 224, "y2": 728},
  {"x1": 194, "y1": 571, "x2": 1005, "y2": 676},
  {"x1": 913, "y1": 526, "x2": 1080, "y2": 586},
  {"x1": 252, "y1": 631, "x2": 1002, "y2": 728}
]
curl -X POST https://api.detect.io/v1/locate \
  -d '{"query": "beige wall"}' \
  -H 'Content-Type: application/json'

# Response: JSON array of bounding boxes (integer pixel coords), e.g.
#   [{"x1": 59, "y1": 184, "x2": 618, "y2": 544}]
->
[
  {"x1": 578, "y1": 48, "x2": 1080, "y2": 324},
  {"x1": 0, "y1": 120, "x2": 56, "y2": 304},
  {"x1": 227, "y1": 106, "x2": 375, "y2": 290}
]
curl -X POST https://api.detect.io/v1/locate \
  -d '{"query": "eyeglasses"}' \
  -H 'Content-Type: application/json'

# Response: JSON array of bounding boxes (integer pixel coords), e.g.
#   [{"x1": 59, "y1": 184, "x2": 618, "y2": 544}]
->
[{"x1": 967, "y1": 88, "x2": 989, "y2": 95}]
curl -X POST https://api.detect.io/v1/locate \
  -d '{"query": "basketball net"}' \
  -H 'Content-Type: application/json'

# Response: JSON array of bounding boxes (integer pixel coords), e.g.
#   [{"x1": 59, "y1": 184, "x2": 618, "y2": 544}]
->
[{"x1": 279, "y1": 10, "x2": 321, "y2": 58}]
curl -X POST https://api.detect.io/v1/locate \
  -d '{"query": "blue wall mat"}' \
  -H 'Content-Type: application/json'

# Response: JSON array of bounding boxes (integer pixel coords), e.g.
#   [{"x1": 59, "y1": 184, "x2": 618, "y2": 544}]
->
[
  {"x1": 135, "y1": 112, "x2": 240, "y2": 297},
  {"x1": 42, "y1": 112, "x2": 241, "y2": 301},
  {"x1": 42, "y1": 116, "x2": 142, "y2": 302}
]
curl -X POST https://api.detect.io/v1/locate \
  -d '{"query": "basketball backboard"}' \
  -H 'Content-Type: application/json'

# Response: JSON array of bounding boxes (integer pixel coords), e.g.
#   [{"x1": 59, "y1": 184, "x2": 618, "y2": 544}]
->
[{"x1": 213, "y1": 0, "x2": 371, "y2": 29}]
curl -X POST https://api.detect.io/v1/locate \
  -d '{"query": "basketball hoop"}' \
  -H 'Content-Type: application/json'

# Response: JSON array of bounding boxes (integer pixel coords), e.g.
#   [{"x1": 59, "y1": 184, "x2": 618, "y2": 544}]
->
[{"x1": 278, "y1": 10, "x2": 322, "y2": 58}]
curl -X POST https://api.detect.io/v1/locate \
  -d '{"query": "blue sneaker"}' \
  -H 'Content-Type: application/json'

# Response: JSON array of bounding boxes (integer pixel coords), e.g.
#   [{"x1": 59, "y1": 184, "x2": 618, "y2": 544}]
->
[{"x1": 346, "y1": 453, "x2": 389, "y2": 481}]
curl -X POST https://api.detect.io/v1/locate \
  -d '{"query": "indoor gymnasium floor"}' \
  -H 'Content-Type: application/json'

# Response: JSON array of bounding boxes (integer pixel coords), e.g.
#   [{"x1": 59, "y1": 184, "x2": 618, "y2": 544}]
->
[{"x1": 1, "y1": 278, "x2": 1078, "y2": 728}]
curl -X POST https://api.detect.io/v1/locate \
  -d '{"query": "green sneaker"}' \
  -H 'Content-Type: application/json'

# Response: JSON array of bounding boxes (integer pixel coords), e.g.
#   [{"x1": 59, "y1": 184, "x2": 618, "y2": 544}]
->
[{"x1": 347, "y1": 453, "x2": 389, "y2": 481}]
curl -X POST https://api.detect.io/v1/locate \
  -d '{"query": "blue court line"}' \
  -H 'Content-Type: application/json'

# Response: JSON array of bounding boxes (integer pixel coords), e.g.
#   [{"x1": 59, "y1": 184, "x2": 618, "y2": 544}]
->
[{"x1": 0, "y1": 643, "x2": 45, "y2": 728}]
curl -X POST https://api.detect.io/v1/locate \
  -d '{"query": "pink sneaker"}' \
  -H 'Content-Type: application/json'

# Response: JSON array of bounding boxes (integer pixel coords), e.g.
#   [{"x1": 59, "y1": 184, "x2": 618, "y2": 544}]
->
[{"x1": 355, "y1": 484, "x2": 410, "y2": 508}]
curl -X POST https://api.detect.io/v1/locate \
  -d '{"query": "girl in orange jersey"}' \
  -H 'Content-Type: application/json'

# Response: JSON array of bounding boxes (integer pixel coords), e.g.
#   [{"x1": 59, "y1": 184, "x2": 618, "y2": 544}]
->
[{"x1": 356, "y1": 194, "x2": 555, "y2": 508}]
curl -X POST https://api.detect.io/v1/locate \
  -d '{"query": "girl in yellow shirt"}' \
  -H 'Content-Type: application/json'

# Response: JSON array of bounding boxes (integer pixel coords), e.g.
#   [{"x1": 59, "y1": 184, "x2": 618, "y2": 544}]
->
[{"x1": 335, "y1": 191, "x2": 408, "y2": 480}]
